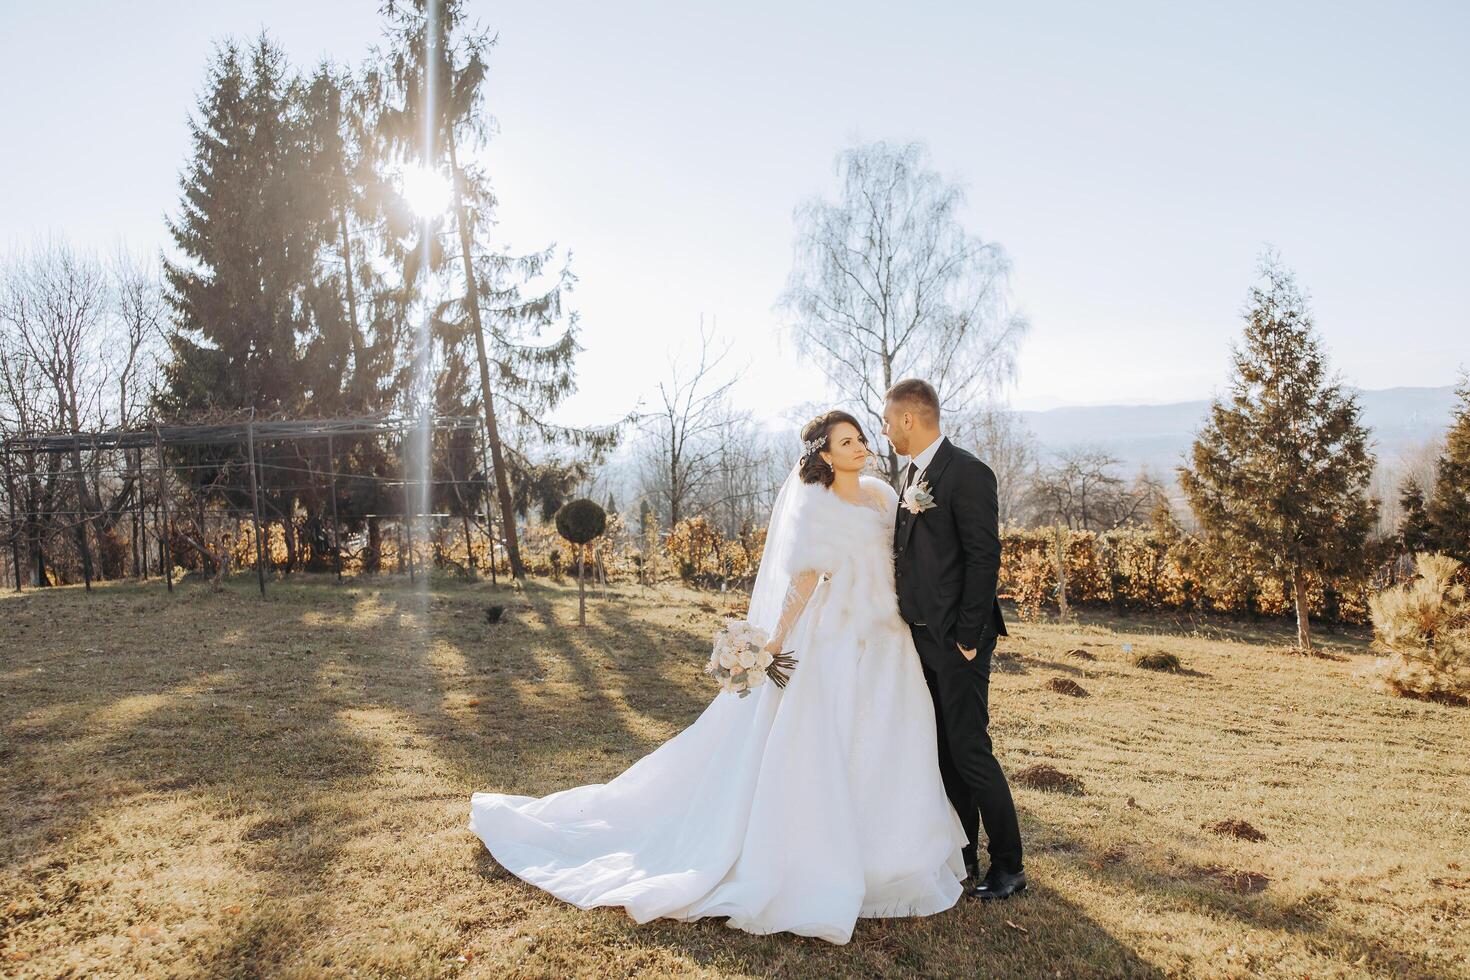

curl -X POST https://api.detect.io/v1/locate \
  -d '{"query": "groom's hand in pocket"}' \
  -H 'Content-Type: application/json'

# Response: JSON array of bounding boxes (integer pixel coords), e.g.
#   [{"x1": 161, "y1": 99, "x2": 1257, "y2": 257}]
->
[{"x1": 957, "y1": 642, "x2": 978, "y2": 661}]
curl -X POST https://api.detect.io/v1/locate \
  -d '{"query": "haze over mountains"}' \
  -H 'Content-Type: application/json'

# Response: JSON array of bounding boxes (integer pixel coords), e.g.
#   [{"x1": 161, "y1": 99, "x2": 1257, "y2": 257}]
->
[{"x1": 1017, "y1": 385, "x2": 1459, "y2": 478}]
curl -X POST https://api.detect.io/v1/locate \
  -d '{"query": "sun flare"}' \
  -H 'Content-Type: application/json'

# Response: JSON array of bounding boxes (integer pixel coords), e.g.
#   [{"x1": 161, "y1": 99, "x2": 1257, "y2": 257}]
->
[{"x1": 400, "y1": 165, "x2": 452, "y2": 218}]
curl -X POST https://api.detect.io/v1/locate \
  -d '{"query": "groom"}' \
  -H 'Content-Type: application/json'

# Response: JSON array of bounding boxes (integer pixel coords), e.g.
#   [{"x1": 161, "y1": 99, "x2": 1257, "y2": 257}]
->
[{"x1": 883, "y1": 379, "x2": 1027, "y2": 901}]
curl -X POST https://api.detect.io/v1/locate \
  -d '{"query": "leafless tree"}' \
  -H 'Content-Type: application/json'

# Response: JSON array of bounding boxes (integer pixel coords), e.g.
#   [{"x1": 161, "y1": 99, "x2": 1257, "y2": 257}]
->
[
  {"x1": 0, "y1": 316, "x2": 64, "y2": 585},
  {"x1": 779, "y1": 140, "x2": 1029, "y2": 484},
  {"x1": 109, "y1": 247, "x2": 166, "y2": 430},
  {"x1": 1025, "y1": 446, "x2": 1168, "y2": 531},
  {"x1": 0, "y1": 241, "x2": 164, "y2": 585},
  {"x1": 634, "y1": 320, "x2": 749, "y2": 527},
  {"x1": 0, "y1": 242, "x2": 112, "y2": 583},
  {"x1": 703, "y1": 417, "x2": 786, "y2": 538}
]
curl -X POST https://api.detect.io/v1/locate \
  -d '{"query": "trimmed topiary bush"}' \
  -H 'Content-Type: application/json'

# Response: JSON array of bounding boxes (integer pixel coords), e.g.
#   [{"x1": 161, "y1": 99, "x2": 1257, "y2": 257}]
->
[
  {"x1": 554, "y1": 499, "x2": 607, "y2": 626},
  {"x1": 554, "y1": 499, "x2": 607, "y2": 545}
]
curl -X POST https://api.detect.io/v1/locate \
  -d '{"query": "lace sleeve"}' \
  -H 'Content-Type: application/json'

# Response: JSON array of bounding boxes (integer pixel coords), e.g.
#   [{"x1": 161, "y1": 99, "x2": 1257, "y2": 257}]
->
[{"x1": 765, "y1": 568, "x2": 823, "y2": 652}]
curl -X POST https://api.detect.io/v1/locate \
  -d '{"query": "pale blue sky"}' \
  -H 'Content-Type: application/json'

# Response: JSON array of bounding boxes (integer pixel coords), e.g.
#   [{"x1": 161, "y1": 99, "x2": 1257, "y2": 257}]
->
[{"x1": 2, "y1": 1, "x2": 1465, "y2": 425}]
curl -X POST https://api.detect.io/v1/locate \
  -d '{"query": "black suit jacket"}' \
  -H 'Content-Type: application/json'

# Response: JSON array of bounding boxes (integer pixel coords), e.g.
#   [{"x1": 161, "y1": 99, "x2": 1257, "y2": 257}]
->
[{"x1": 892, "y1": 436, "x2": 1009, "y2": 660}]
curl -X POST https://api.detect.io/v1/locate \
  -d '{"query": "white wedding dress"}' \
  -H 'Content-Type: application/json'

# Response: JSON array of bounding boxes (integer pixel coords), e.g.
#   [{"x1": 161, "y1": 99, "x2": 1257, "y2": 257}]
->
[{"x1": 468, "y1": 468, "x2": 968, "y2": 945}]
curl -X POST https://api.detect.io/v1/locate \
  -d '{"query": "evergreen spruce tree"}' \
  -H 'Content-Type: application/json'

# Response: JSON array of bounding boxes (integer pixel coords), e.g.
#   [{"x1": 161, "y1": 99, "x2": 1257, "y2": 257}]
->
[
  {"x1": 1178, "y1": 253, "x2": 1377, "y2": 650},
  {"x1": 1426, "y1": 372, "x2": 1470, "y2": 562},
  {"x1": 162, "y1": 36, "x2": 326, "y2": 416},
  {"x1": 1397, "y1": 475, "x2": 1436, "y2": 558}
]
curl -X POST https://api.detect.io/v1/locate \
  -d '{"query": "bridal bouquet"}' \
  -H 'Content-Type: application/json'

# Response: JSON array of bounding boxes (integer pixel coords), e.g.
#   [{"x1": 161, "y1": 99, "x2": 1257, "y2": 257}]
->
[{"x1": 706, "y1": 619, "x2": 797, "y2": 698}]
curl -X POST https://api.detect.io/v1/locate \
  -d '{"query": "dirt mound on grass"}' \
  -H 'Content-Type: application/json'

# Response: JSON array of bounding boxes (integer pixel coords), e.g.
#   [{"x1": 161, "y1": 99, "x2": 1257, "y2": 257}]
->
[
  {"x1": 1193, "y1": 864, "x2": 1271, "y2": 894},
  {"x1": 1133, "y1": 651, "x2": 1182, "y2": 672},
  {"x1": 1013, "y1": 763, "x2": 1085, "y2": 794},
  {"x1": 1203, "y1": 818, "x2": 1267, "y2": 842}
]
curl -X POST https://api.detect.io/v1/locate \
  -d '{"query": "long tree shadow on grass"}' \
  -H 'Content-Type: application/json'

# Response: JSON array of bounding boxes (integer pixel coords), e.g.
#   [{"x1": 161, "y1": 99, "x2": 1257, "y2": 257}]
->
[
  {"x1": 335, "y1": 578, "x2": 717, "y2": 793},
  {"x1": 0, "y1": 577, "x2": 406, "y2": 974},
  {"x1": 1020, "y1": 818, "x2": 1450, "y2": 979},
  {"x1": 461, "y1": 823, "x2": 1164, "y2": 977},
  {"x1": 1052, "y1": 604, "x2": 1373, "y2": 655}
]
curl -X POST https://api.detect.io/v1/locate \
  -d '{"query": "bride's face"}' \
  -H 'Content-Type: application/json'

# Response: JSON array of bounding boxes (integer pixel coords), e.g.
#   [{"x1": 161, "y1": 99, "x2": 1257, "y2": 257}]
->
[{"x1": 821, "y1": 422, "x2": 870, "y2": 474}]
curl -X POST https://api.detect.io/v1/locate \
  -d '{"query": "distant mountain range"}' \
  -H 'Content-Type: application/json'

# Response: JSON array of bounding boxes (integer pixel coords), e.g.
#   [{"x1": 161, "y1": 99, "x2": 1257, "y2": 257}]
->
[{"x1": 1015, "y1": 385, "x2": 1459, "y2": 478}]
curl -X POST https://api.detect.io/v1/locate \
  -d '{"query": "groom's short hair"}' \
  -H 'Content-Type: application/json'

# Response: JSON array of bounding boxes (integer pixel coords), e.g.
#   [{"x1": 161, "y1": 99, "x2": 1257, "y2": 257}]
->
[{"x1": 885, "y1": 378, "x2": 940, "y2": 424}]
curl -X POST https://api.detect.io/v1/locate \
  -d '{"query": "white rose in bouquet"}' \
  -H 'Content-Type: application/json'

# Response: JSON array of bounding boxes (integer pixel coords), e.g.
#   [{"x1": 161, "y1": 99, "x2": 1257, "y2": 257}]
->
[{"x1": 707, "y1": 618, "x2": 796, "y2": 697}]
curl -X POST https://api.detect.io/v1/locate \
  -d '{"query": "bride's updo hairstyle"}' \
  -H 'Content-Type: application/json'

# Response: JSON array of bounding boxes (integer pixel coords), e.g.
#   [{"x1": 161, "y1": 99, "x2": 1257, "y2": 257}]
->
[{"x1": 798, "y1": 410, "x2": 869, "y2": 487}]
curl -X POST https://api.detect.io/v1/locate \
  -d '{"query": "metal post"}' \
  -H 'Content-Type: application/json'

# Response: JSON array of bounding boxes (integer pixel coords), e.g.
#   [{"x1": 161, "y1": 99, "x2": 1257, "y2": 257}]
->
[
  {"x1": 477, "y1": 423, "x2": 497, "y2": 587},
  {"x1": 403, "y1": 474, "x2": 416, "y2": 584},
  {"x1": 154, "y1": 426, "x2": 173, "y2": 593},
  {"x1": 2, "y1": 443, "x2": 23, "y2": 592},
  {"x1": 245, "y1": 418, "x2": 267, "y2": 597},
  {"x1": 327, "y1": 434, "x2": 342, "y2": 582},
  {"x1": 70, "y1": 434, "x2": 94, "y2": 592},
  {"x1": 134, "y1": 447, "x2": 147, "y2": 580}
]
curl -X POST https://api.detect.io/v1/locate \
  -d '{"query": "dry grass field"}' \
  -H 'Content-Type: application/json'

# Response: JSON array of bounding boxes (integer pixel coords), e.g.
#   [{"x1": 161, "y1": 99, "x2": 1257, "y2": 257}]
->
[{"x1": 1, "y1": 573, "x2": 1466, "y2": 978}]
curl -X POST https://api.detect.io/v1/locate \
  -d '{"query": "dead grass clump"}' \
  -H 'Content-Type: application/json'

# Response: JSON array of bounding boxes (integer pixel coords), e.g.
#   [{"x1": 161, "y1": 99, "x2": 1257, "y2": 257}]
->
[
  {"x1": 1044, "y1": 677, "x2": 1089, "y2": 697},
  {"x1": 1066, "y1": 648, "x2": 1097, "y2": 661},
  {"x1": 1013, "y1": 763, "x2": 1085, "y2": 794},
  {"x1": 1087, "y1": 844, "x2": 1128, "y2": 870},
  {"x1": 1133, "y1": 651, "x2": 1182, "y2": 672},
  {"x1": 1273, "y1": 643, "x2": 1347, "y2": 662},
  {"x1": 1194, "y1": 864, "x2": 1271, "y2": 894},
  {"x1": 1384, "y1": 686, "x2": 1470, "y2": 707},
  {"x1": 1203, "y1": 818, "x2": 1268, "y2": 842}
]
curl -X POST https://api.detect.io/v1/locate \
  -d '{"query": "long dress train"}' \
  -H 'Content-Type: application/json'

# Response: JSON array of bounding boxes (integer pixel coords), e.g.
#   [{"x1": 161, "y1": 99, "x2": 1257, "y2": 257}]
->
[{"x1": 468, "y1": 473, "x2": 968, "y2": 945}]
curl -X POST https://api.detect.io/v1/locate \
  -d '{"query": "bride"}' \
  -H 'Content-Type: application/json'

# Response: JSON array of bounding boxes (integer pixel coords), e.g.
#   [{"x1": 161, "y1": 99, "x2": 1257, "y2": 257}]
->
[{"x1": 468, "y1": 409, "x2": 969, "y2": 945}]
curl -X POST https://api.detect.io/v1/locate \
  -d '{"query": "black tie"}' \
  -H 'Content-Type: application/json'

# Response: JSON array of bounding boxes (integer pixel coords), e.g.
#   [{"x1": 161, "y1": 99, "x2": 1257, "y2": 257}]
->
[{"x1": 905, "y1": 461, "x2": 917, "y2": 489}]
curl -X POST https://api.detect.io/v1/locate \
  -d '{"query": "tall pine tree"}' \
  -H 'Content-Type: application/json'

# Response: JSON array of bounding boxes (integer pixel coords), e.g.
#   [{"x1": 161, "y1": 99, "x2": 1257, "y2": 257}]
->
[
  {"x1": 373, "y1": 0, "x2": 620, "y2": 579},
  {"x1": 1178, "y1": 253, "x2": 1377, "y2": 650},
  {"x1": 1426, "y1": 372, "x2": 1470, "y2": 563}
]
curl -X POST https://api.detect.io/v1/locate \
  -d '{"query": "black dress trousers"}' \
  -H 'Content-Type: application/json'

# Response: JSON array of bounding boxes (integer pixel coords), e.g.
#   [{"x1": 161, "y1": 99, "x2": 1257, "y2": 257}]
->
[{"x1": 909, "y1": 624, "x2": 1024, "y2": 875}]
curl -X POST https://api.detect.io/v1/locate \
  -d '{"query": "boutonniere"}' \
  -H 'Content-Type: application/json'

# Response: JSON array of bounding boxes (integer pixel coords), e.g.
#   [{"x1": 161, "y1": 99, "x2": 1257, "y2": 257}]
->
[{"x1": 901, "y1": 478, "x2": 936, "y2": 515}]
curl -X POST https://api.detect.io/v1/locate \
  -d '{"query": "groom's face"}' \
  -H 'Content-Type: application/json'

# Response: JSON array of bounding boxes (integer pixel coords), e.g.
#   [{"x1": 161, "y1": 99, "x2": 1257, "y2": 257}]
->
[{"x1": 880, "y1": 400, "x2": 911, "y2": 456}]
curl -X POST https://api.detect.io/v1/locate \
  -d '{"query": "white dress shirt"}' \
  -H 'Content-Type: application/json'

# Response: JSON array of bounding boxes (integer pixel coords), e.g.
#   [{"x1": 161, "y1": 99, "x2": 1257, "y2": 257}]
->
[{"x1": 904, "y1": 433, "x2": 945, "y2": 488}]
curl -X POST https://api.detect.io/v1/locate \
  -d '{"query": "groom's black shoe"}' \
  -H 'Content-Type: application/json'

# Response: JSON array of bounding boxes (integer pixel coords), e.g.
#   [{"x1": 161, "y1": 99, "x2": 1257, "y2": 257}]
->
[
  {"x1": 964, "y1": 859, "x2": 980, "y2": 883},
  {"x1": 968, "y1": 866, "x2": 1027, "y2": 901}
]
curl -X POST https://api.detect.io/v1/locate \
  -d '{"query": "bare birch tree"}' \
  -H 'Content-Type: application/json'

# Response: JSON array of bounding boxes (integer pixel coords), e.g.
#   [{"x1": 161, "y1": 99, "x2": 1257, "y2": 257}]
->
[
  {"x1": 635, "y1": 321, "x2": 748, "y2": 527},
  {"x1": 779, "y1": 140, "x2": 1029, "y2": 484},
  {"x1": 1026, "y1": 447, "x2": 1168, "y2": 531}
]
